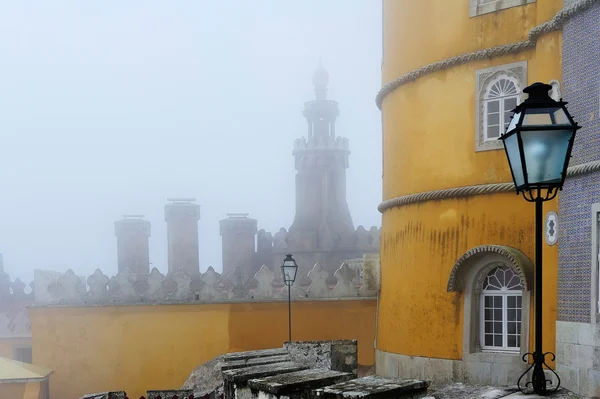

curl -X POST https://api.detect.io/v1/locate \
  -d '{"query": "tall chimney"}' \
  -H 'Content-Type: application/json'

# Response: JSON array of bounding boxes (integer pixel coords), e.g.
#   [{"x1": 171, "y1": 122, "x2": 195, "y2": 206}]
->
[
  {"x1": 114, "y1": 215, "x2": 151, "y2": 274},
  {"x1": 165, "y1": 198, "x2": 201, "y2": 274}
]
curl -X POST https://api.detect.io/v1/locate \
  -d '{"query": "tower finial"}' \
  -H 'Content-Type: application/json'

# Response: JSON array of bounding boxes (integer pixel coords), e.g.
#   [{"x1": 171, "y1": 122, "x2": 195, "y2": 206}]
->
[{"x1": 312, "y1": 60, "x2": 329, "y2": 100}]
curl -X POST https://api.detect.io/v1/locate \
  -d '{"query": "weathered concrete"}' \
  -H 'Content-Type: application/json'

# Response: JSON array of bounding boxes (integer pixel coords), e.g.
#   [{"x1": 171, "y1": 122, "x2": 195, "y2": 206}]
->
[
  {"x1": 146, "y1": 389, "x2": 193, "y2": 399},
  {"x1": 79, "y1": 392, "x2": 126, "y2": 399},
  {"x1": 223, "y1": 348, "x2": 288, "y2": 362},
  {"x1": 181, "y1": 354, "x2": 226, "y2": 398},
  {"x1": 285, "y1": 340, "x2": 358, "y2": 376},
  {"x1": 222, "y1": 362, "x2": 308, "y2": 399},
  {"x1": 221, "y1": 354, "x2": 290, "y2": 371},
  {"x1": 248, "y1": 368, "x2": 354, "y2": 399},
  {"x1": 310, "y1": 376, "x2": 428, "y2": 399}
]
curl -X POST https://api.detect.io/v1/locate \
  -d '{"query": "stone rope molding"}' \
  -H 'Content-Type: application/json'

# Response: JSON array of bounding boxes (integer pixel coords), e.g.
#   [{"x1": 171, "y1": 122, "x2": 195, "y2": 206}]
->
[
  {"x1": 375, "y1": 0, "x2": 600, "y2": 110},
  {"x1": 378, "y1": 160, "x2": 600, "y2": 213},
  {"x1": 446, "y1": 245, "x2": 534, "y2": 293},
  {"x1": 30, "y1": 261, "x2": 379, "y2": 306}
]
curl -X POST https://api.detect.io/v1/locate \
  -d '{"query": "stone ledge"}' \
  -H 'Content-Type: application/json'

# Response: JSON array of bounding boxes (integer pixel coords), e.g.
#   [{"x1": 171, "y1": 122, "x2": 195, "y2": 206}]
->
[
  {"x1": 247, "y1": 369, "x2": 354, "y2": 395},
  {"x1": 221, "y1": 361, "x2": 307, "y2": 383},
  {"x1": 223, "y1": 348, "x2": 288, "y2": 362},
  {"x1": 310, "y1": 376, "x2": 428, "y2": 398},
  {"x1": 220, "y1": 354, "x2": 290, "y2": 371}
]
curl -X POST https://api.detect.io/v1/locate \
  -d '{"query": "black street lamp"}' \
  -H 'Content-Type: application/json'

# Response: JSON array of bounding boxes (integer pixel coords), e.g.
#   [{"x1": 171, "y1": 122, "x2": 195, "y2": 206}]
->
[
  {"x1": 281, "y1": 254, "x2": 298, "y2": 343},
  {"x1": 500, "y1": 82, "x2": 580, "y2": 396}
]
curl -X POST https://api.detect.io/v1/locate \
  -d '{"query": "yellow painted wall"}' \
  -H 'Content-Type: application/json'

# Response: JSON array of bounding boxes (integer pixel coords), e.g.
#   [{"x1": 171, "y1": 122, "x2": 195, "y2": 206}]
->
[
  {"x1": 29, "y1": 300, "x2": 376, "y2": 399},
  {"x1": 379, "y1": 0, "x2": 562, "y2": 365}
]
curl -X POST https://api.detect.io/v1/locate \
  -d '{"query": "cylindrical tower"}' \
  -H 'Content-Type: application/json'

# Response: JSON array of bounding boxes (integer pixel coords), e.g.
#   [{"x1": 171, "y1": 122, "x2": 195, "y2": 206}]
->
[
  {"x1": 165, "y1": 198, "x2": 201, "y2": 274},
  {"x1": 377, "y1": 0, "x2": 562, "y2": 387},
  {"x1": 114, "y1": 215, "x2": 151, "y2": 274}
]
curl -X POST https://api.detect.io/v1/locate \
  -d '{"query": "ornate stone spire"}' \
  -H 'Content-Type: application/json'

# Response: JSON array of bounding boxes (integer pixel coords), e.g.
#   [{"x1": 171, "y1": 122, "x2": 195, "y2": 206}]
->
[{"x1": 312, "y1": 60, "x2": 329, "y2": 100}]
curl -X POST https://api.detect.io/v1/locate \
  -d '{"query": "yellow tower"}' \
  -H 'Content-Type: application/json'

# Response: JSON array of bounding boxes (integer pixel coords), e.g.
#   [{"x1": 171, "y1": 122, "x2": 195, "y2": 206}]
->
[{"x1": 376, "y1": 0, "x2": 564, "y2": 386}]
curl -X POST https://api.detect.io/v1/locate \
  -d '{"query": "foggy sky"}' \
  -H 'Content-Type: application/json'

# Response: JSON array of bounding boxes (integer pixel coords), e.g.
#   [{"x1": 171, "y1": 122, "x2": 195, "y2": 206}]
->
[{"x1": 0, "y1": 1, "x2": 382, "y2": 284}]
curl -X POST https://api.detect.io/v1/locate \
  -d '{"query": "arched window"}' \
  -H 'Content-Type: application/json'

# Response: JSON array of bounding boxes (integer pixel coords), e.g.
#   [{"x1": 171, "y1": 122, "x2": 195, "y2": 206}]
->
[
  {"x1": 483, "y1": 77, "x2": 520, "y2": 141},
  {"x1": 480, "y1": 266, "x2": 523, "y2": 351}
]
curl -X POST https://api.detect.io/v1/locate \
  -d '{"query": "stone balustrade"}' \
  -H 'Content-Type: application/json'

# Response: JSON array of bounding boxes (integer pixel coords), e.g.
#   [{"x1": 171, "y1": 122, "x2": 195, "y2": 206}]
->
[{"x1": 32, "y1": 262, "x2": 377, "y2": 306}]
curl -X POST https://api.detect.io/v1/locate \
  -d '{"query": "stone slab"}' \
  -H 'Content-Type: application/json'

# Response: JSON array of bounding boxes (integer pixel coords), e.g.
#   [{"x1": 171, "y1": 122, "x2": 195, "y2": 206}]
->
[
  {"x1": 247, "y1": 368, "x2": 354, "y2": 395},
  {"x1": 222, "y1": 347, "x2": 288, "y2": 361},
  {"x1": 310, "y1": 376, "x2": 428, "y2": 398},
  {"x1": 221, "y1": 361, "x2": 307, "y2": 383},
  {"x1": 80, "y1": 393, "x2": 126, "y2": 399},
  {"x1": 146, "y1": 389, "x2": 193, "y2": 399},
  {"x1": 220, "y1": 354, "x2": 290, "y2": 371}
]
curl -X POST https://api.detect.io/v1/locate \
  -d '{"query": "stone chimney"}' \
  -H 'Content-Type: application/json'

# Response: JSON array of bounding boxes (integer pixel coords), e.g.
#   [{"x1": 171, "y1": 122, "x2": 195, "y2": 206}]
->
[
  {"x1": 165, "y1": 198, "x2": 201, "y2": 274},
  {"x1": 114, "y1": 215, "x2": 151, "y2": 274},
  {"x1": 219, "y1": 214, "x2": 257, "y2": 279}
]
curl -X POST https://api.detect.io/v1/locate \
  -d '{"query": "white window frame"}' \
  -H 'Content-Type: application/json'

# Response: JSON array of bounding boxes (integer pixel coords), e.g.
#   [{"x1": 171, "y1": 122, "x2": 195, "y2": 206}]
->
[
  {"x1": 470, "y1": 0, "x2": 536, "y2": 17},
  {"x1": 475, "y1": 61, "x2": 527, "y2": 152},
  {"x1": 480, "y1": 285, "x2": 522, "y2": 352},
  {"x1": 591, "y1": 203, "x2": 600, "y2": 323},
  {"x1": 482, "y1": 76, "x2": 520, "y2": 143}
]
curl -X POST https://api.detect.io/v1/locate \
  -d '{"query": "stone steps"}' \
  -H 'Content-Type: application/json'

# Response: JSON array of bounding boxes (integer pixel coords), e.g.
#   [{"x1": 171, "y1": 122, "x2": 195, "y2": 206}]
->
[
  {"x1": 222, "y1": 347, "x2": 288, "y2": 362},
  {"x1": 220, "y1": 354, "x2": 290, "y2": 371},
  {"x1": 222, "y1": 361, "x2": 308, "y2": 399},
  {"x1": 247, "y1": 368, "x2": 355, "y2": 398},
  {"x1": 310, "y1": 376, "x2": 429, "y2": 398}
]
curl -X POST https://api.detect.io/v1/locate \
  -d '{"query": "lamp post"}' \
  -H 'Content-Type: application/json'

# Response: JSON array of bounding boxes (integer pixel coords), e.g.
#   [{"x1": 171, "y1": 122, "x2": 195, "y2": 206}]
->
[
  {"x1": 281, "y1": 254, "x2": 298, "y2": 343},
  {"x1": 499, "y1": 82, "x2": 580, "y2": 395}
]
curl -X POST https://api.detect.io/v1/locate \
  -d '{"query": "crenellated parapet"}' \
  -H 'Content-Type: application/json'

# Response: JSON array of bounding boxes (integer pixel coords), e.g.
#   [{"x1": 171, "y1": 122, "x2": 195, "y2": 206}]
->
[
  {"x1": 32, "y1": 261, "x2": 378, "y2": 306},
  {"x1": 0, "y1": 269, "x2": 33, "y2": 339},
  {"x1": 256, "y1": 225, "x2": 380, "y2": 253}
]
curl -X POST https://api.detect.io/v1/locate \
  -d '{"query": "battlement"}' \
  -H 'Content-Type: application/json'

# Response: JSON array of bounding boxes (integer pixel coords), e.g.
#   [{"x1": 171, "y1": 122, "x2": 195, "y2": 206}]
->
[
  {"x1": 0, "y1": 270, "x2": 33, "y2": 339},
  {"x1": 293, "y1": 136, "x2": 349, "y2": 152},
  {"x1": 257, "y1": 225, "x2": 380, "y2": 252},
  {"x1": 31, "y1": 259, "x2": 378, "y2": 306}
]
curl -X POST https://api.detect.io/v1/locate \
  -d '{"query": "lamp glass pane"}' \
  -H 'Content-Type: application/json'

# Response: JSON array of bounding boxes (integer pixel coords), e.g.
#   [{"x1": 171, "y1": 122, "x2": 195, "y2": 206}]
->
[
  {"x1": 506, "y1": 111, "x2": 520, "y2": 133},
  {"x1": 504, "y1": 133, "x2": 525, "y2": 188},
  {"x1": 522, "y1": 107, "x2": 569, "y2": 126},
  {"x1": 521, "y1": 129, "x2": 574, "y2": 185},
  {"x1": 282, "y1": 264, "x2": 297, "y2": 282}
]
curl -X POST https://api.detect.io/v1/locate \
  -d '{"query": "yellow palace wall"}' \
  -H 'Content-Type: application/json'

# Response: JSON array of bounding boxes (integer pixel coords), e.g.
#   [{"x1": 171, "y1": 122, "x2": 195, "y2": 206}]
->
[
  {"x1": 378, "y1": 0, "x2": 562, "y2": 373},
  {"x1": 29, "y1": 299, "x2": 376, "y2": 399}
]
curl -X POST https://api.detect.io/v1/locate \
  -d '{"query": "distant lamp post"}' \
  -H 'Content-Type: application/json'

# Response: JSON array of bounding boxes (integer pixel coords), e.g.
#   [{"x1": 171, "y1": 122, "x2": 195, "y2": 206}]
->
[
  {"x1": 281, "y1": 254, "x2": 298, "y2": 343},
  {"x1": 500, "y1": 82, "x2": 580, "y2": 396}
]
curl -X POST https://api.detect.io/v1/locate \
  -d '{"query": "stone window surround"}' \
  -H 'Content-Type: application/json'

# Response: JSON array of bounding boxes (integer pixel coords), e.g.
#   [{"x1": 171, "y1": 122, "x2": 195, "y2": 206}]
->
[
  {"x1": 460, "y1": 252, "x2": 532, "y2": 365},
  {"x1": 475, "y1": 61, "x2": 528, "y2": 152},
  {"x1": 590, "y1": 203, "x2": 600, "y2": 323},
  {"x1": 470, "y1": 0, "x2": 536, "y2": 18}
]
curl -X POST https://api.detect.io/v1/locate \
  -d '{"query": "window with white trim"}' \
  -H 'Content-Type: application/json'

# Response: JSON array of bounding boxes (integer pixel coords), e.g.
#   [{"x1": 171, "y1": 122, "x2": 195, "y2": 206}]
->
[
  {"x1": 483, "y1": 77, "x2": 520, "y2": 141},
  {"x1": 480, "y1": 266, "x2": 523, "y2": 351},
  {"x1": 470, "y1": 0, "x2": 536, "y2": 17},
  {"x1": 475, "y1": 61, "x2": 527, "y2": 152}
]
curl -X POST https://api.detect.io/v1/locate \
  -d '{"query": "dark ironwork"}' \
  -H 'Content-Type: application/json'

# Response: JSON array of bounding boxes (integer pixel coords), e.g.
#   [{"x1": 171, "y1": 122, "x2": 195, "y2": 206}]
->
[
  {"x1": 499, "y1": 82, "x2": 580, "y2": 396},
  {"x1": 281, "y1": 254, "x2": 298, "y2": 342}
]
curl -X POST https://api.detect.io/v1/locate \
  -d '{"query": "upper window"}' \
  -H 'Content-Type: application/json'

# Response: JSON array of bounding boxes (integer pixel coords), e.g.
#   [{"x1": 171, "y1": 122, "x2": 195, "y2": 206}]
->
[
  {"x1": 483, "y1": 77, "x2": 520, "y2": 141},
  {"x1": 480, "y1": 266, "x2": 522, "y2": 352},
  {"x1": 470, "y1": 0, "x2": 536, "y2": 18},
  {"x1": 475, "y1": 61, "x2": 527, "y2": 152},
  {"x1": 13, "y1": 346, "x2": 33, "y2": 364}
]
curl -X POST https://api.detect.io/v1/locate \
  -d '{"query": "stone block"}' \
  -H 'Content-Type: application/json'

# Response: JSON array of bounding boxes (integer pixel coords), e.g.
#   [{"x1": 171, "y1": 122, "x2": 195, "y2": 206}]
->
[
  {"x1": 463, "y1": 361, "x2": 491, "y2": 385},
  {"x1": 310, "y1": 376, "x2": 428, "y2": 399},
  {"x1": 383, "y1": 351, "x2": 400, "y2": 379},
  {"x1": 220, "y1": 354, "x2": 290, "y2": 371},
  {"x1": 577, "y1": 344, "x2": 595, "y2": 369},
  {"x1": 576, "y1": 322, "x2": 598, "y2": 346},
  {"x1": 330, "y1": 340, "x2": 358, "y2": 376},
  {"x1": 584, "y1": 369, "x2": 600, "y2": 397},
  {"x1": 555, "y1": 321, "x2": 580, "y2": 344},
  {"x1": 247, "y1": 369, "x2": 354, "y2": 398},
  {"x1": 146, "y1": 390, "x2": 193, "y2": 399},
  {"x1": 555, "y1": 363, "x2": 579, "y2": 395},
  {"x1": 561, "y1": 342, "x2": 579, "y2": 368},
  {"x1": 423, "y1": 357, "x2": 453, "y2": 384},
  {"x1": 222, "y1": 361, "x2": 307, "y2": 399},
  {"x1": 222, "y1": 348, "x2": 288, "y2": 362},
  {"x1": 79, "y1": 393, "x2": 127, "y2": 399}
]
